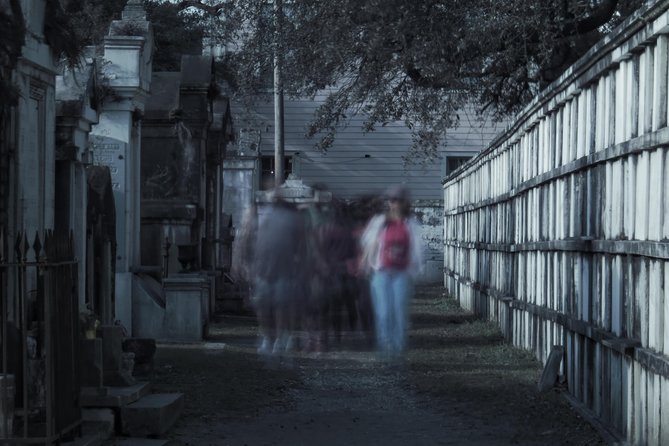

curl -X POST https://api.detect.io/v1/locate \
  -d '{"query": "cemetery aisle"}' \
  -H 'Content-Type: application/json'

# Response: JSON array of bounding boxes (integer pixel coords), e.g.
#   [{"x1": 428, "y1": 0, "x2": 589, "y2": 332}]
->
[{"x1": 149, "y1": 285, "x2": 606, "y2": 446}]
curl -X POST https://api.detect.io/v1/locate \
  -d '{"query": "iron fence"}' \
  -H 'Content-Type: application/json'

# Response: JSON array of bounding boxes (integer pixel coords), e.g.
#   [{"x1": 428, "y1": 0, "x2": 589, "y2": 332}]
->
[{"x1": 0, "y1": 228, "x2": 81, "y2": 444}]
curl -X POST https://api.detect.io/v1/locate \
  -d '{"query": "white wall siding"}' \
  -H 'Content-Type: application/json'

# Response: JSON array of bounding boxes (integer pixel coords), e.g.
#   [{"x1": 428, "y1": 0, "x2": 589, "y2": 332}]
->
[{"x1": 234, "y1": 97, "x2": 505, "y2": 201}]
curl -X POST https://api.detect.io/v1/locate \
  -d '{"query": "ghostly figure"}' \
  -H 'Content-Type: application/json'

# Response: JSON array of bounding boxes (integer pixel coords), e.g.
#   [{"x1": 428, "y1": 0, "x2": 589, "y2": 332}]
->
[{"x1": 252, "y1": 196, "x2": 306, "y2": 354}]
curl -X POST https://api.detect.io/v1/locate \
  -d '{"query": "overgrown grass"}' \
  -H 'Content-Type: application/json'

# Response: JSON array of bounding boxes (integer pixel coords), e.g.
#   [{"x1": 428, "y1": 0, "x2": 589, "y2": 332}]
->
[{"x1": 404, "y1": 286, "x2": 604, "y2": 446}]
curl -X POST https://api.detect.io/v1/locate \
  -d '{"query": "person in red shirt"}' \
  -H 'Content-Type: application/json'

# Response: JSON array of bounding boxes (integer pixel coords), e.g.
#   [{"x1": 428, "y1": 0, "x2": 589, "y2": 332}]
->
[{"x1": 359, "y1": 185, "x2": 424, "y2": 358}]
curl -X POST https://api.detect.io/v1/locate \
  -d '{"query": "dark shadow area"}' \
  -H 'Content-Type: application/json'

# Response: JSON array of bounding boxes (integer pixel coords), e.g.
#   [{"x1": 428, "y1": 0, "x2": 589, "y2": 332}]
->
[
  {"x1": 411, "y1": 311, "x2": 479, "y2": 326},
  {"x1": 408, "y1": 360, "x2": 538, "y2": 374},
  {"x1": 408, "y1": 333, "x2": 504, "y2": 349},
  {"x1": 205, "y1": 330, "x2": 257, "y2": 343},
  {"x1": 153, "y1": 345, "x2": 300, "y2": 422}
]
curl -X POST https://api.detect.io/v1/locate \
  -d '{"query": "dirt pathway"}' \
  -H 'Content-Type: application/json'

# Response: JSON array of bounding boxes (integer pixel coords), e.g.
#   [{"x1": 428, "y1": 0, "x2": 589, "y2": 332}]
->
[{"x1": 153, "y1": 285, "x2": 605, "y2": 446}]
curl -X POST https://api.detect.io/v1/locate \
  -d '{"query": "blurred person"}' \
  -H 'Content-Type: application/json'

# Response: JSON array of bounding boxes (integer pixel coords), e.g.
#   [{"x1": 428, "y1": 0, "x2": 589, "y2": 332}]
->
[
  {"x1": 300, "y1": 200, "x2": 331, "y2": 353},
  {"x1": 359, "y1": 185, "x2": 423, "y2": 358},
  {"x1": 324, "y1": 200, "x2": 360, "y2": 346},
  {"x1": 253, "y1": 192, "x2": 306, "y2": 355},
  {"x1": 299, "y1": 195, "x2": 348, "y2": 352},
  {"x1": 344, "y1": 195, "x2": 384, "y2": 347},
  {"x1": 309, "y1": 198, "x2": 358, "y2": 350}
]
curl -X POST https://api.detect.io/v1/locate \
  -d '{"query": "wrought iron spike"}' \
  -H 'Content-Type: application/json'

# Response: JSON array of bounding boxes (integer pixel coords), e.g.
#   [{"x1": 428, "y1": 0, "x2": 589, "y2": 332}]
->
[
  {"x1": 14, "y1": 231, "x2": 23, "y2": 260},
  {"x1": 33, "y1": 231, "x2": 42, "y2": 259}
]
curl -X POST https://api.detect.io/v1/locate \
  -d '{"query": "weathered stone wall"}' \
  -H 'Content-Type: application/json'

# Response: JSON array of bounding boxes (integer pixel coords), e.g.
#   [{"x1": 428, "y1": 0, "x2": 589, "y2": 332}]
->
[
  {"x1": 9, "y1": 0, "x2": 59, "y2": 237},
  {"x1": 443, "y1": 2, "x2": 669, "y2": 443}
]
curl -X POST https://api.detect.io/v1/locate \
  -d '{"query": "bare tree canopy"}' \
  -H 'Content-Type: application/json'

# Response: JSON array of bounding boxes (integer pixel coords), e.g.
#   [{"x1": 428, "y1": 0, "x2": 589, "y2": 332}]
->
[
  {"x1": 177, "y1": 0, "x2": 641, "y2": 160},
  {"x1": 23, "y1": 0, "x2": 644, "y2": 160}
]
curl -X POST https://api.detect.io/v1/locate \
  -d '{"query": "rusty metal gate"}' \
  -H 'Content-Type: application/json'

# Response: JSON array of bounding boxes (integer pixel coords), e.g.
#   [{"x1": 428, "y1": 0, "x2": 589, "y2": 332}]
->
[{"x1": 0, "y1": 228, "x2": 81, "y2": 444}]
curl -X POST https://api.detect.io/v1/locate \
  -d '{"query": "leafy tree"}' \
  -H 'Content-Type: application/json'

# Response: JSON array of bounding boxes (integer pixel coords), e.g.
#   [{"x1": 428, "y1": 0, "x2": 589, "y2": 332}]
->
[
  {"x1": 60, "y1": 0, "x2": 205, "y2": 71},
  {"x1": 61, "y1": 0, "x2": 127, "y2": 49},
  {"x1": 174, "y1": 0, "x2": 644, "y2": 161},
  {"x1": 145, "y1": 2, "x2": 205, "y2": 71}
]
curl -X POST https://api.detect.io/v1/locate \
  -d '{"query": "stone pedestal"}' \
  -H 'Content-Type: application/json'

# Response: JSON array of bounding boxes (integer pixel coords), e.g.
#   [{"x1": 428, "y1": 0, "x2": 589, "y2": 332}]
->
[
  {"x1": 163, "y1": 274, "x2": 210, "y2": 342},
  {"x1": 99, "y1": 325, "x2": 135, "y2": 386}
]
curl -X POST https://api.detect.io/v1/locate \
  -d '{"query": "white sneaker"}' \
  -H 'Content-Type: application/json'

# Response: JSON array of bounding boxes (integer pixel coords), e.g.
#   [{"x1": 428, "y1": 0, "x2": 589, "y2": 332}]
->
[
  {"x1": 284, "y1": 335, "x2": 296, "y2": 351},
  {"x1": 257, "y1": 337, "x2": 271, "y2": 354},
  {"x1": 272, "y1": 337, "x2": 284, "y2": 355}
]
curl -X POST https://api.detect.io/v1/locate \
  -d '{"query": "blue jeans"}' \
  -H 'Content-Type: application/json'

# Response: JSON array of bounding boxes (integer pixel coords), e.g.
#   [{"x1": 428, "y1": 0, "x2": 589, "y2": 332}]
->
[{"x1": 370, "y1": 269, "x2": 413, "y2": 355}]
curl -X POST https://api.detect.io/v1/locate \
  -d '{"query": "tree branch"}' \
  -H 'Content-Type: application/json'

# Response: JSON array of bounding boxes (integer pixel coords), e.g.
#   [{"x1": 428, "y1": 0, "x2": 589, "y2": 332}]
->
[
  {"x1": 404, "y1": 64, "x2": 450, "y2": 89},
  {"x1": 175, "y1": 1, "x2": 226, "y2": 16},
  {"x1": 574, "y1": 0, "x2": 619, "y2": 34}
]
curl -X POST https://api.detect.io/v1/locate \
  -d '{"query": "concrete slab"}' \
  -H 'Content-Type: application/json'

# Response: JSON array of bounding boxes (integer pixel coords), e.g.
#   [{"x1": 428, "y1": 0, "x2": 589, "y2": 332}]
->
[
  {"x1": 538, "y1": 345, "x2": 564, "y2": 392},
  {"x1": 163, "y1": 275, "x2": 208, "y2": 342},
  {"x1": 121, "y1": 393, "x2": 184, "y2": 437},
  {"x1": 81, "y1": 382, "x2": 152, "y2": 408}
]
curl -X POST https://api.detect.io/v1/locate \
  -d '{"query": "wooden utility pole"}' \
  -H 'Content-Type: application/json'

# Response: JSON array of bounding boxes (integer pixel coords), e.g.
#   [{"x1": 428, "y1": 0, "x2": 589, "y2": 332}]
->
[{"x1": 273, "y1": 0, "x2": 285, "y2": 188}]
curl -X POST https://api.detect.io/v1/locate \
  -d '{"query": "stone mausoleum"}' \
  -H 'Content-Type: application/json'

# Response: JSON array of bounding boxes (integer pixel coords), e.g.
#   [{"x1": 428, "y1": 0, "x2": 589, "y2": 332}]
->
[{"x1": 134, "y1": 54, "x2": 234, "y2": 341}]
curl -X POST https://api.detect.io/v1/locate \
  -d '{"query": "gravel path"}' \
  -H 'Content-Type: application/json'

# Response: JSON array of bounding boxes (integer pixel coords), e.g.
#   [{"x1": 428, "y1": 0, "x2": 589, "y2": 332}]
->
[{"x1": 151, "y1": 285, "x2": 605, "y2": 446}]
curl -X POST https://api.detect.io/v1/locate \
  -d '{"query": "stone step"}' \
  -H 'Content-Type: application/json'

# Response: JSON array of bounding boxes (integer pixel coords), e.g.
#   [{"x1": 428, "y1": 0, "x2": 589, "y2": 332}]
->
[
  {"x1": 82, "y1": 409, "x2": 115, "y2": 438},
  {"x1": 60, "y1": 434, "x2": 103, "y2": 446},
  {"x1": 120, "y1": 393, "x2": 184, "y2": 437},
  {"x1": 60, "y1": 430, "x2": 106, "y2": 446},
  {"x1": 81, "y1": 382, "x2": 152, "y2": 408}
]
